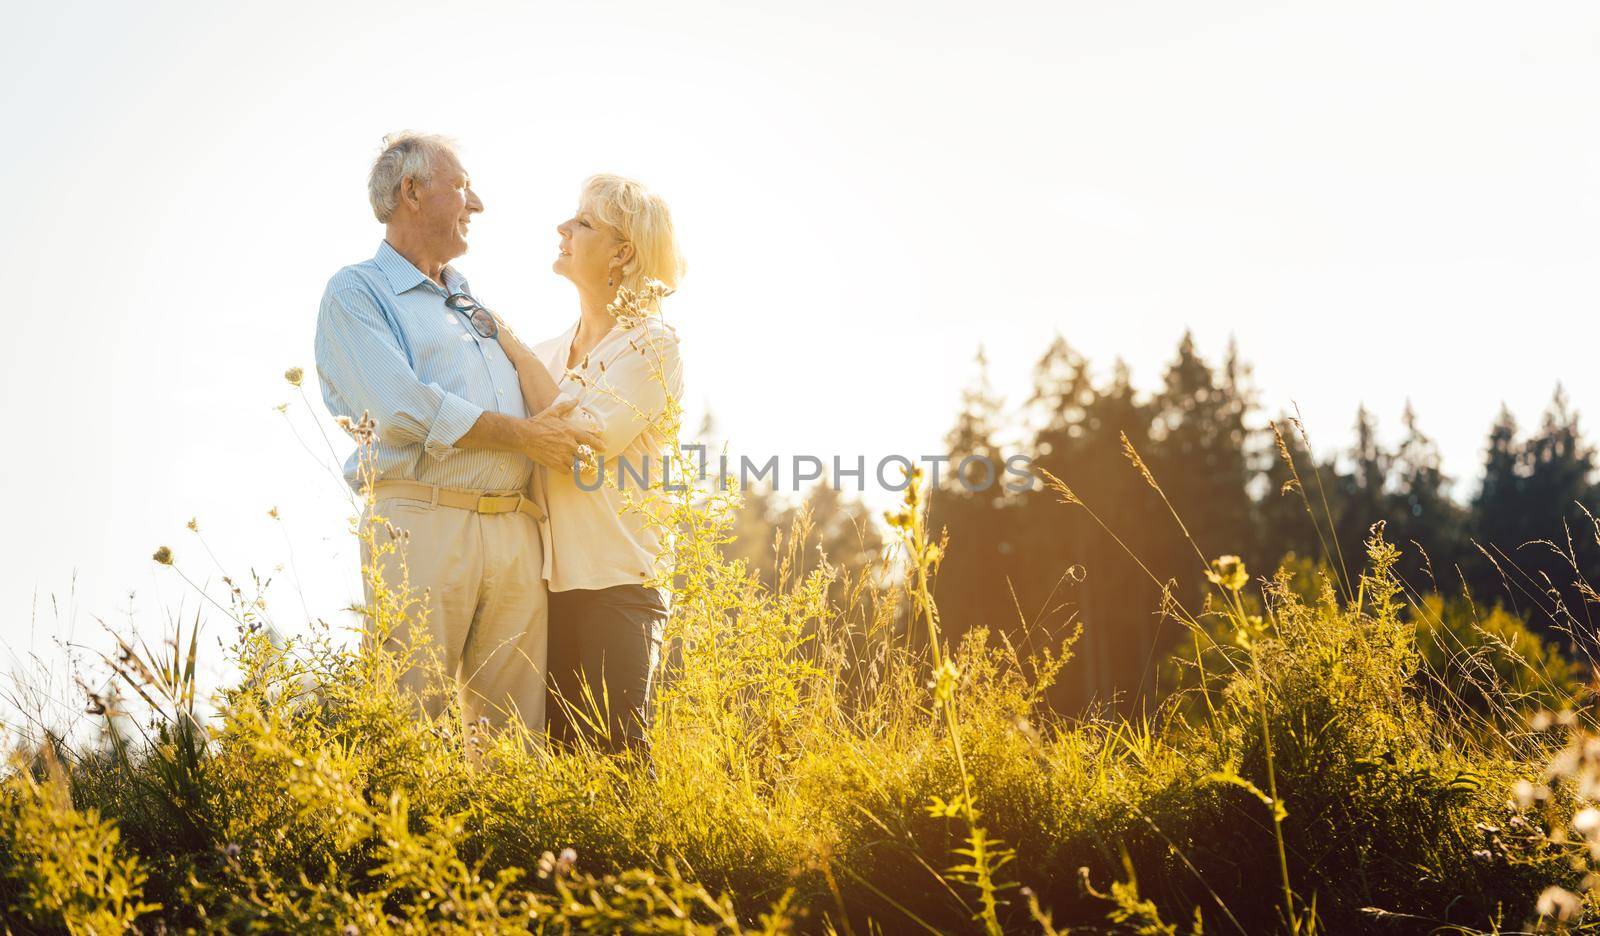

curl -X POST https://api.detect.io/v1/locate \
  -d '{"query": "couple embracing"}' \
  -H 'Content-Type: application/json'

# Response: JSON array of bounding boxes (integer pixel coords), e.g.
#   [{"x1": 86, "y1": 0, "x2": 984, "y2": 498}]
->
[{"x1": 314, "y1": 132, "x2": 685, "y2": 752}]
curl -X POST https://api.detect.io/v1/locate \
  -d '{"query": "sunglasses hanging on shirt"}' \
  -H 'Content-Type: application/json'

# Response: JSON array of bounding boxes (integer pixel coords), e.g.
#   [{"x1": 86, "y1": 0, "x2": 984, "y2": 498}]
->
[{"x1": 445, "y1": 292, "x2": 499, "y2": 340}]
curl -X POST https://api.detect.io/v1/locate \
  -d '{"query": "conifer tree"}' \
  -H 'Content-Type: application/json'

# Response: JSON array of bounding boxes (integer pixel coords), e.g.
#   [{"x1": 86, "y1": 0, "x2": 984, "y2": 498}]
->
[{"x1": 1388, "y1": 401, "x2": 1466, "y2": 589}]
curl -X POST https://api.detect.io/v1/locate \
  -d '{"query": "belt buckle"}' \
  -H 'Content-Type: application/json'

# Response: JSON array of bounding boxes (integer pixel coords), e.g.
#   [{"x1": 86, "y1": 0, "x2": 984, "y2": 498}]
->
[{"x1": 477, "y1": 492, "x2": 522, "y2": 515}]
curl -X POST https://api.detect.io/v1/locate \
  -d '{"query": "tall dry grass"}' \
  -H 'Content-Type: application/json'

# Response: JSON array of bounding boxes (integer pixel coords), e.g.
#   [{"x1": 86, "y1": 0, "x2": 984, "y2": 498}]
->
[{"x1": 1, "y1": 318, "x2": 1597, "y2": 932}]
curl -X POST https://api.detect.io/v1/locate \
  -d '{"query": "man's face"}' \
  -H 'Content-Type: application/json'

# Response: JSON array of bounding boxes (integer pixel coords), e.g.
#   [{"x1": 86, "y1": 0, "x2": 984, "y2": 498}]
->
[{"x1": 410, "y1": 151, "x2": 483, "y2": 261}]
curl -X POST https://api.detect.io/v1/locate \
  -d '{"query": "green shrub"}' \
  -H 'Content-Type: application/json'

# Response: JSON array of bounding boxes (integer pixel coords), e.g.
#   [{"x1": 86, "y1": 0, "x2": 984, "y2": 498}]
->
[{"x1": 0, "y1": 755, "x2": 159, "y2": 933}]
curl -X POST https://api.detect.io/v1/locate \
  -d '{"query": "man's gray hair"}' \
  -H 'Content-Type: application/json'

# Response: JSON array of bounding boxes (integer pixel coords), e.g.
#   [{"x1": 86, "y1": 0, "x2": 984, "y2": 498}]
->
[{"x1": 368, "y1": 131, "x2": 458, "y2": 223}]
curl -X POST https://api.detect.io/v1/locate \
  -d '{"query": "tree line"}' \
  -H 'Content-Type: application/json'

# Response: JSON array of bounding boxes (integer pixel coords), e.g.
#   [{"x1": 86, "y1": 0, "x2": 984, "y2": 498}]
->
[{"x1": 725, "y1": 332, "x2": 1599, "y2": 712}]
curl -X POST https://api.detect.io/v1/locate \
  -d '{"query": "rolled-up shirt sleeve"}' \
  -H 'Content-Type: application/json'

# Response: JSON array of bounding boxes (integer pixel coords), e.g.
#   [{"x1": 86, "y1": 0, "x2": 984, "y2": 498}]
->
[
  {"x1": 315, "y1": 286, "x2": 485, "y2": 460},
  {"x1": 571, "y1": 325, "x2": 683, "y2": 457}
]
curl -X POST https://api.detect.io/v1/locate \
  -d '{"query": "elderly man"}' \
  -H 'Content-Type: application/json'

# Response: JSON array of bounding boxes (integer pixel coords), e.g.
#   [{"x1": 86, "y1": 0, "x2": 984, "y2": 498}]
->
[{"x1": 315, "y1": 131, "x2": 598, "y2": 734}]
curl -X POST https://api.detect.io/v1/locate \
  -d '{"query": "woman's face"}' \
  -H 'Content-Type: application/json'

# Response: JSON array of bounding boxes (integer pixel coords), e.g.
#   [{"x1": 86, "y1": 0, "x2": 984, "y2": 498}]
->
[{"x1": 554, "y1": 208, "x2": 623, "y2": 289}]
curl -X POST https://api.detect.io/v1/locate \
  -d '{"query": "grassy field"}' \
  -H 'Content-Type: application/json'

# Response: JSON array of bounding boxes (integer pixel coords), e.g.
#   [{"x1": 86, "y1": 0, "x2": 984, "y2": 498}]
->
[{"x1": 3, "y1": 420, "x2": 1599, "y2": 934}]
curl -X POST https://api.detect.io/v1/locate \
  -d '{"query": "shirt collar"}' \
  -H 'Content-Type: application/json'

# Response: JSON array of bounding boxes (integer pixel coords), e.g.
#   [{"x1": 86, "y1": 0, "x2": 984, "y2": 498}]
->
[{"x1": 373, "y1": 241, "x2": 468, "y2": 296}]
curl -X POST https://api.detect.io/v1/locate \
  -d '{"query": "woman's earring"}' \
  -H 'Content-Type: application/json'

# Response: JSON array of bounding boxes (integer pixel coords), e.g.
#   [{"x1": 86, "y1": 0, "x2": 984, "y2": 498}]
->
[{"x1": 607, "y1": 273, "x2": 614, "y2": 287}]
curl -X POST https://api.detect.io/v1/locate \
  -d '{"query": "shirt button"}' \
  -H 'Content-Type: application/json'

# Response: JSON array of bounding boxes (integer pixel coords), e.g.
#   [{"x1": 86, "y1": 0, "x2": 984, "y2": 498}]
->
[{"x1": 497, "y1": 389, "x2": 505, "y2": 396}]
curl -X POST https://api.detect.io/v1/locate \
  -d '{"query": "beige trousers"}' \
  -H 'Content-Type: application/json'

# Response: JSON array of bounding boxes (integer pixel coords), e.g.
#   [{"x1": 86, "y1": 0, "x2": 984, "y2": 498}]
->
[{"x1": 360, "y1": 495, "x2": 548, "y2": 734}]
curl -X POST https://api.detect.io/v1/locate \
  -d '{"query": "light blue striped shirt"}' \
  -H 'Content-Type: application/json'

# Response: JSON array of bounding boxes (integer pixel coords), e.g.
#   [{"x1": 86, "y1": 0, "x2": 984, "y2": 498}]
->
[{"x1": 315, "y1": 241, "x2": 532, "y2": 493}]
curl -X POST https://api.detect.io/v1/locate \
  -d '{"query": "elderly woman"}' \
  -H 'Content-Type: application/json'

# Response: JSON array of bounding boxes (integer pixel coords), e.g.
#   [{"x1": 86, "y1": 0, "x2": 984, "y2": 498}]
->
[{"x1": 496, "y1": 174, "x2": 686, "y2": 751}]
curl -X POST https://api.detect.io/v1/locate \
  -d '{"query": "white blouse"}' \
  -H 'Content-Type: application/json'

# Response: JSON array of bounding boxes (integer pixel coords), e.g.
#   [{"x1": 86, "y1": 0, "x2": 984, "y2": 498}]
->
[{"x1": 528, "y1": 315, "x2": 684, "y2": 593}]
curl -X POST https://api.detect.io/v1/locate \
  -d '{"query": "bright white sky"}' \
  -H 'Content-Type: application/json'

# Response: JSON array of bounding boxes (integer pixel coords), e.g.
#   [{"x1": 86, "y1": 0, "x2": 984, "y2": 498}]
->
[{"x1": 2, "y1": 0, "x2": 1597, "y2": 705}]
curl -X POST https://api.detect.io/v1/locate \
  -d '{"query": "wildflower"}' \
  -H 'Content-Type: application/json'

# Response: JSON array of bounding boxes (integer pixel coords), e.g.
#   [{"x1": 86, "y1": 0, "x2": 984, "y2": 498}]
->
[
  {"x1": 186, "y1": 517, "x2": 199, "y2": 532},
  {"x1": 1574, "y1": 807, "x2": 1600, "y2": 837},
  {"x1": 557, "y1": 847, "x2": 577, "y2": 873},
  {"x1": 1537, "y1": 885, "x2": 1581, "y2": 920},
  {"x1": 152, "y1": 546, "x2": 174, "y2": 566},
  {"x1": 342, "y1": 926, "x2": 360, "y2": 936},
  {"x1": 268, "y1": 506, "x2": 279, "y2": 520},
  {"x1": 223, "y1": 842, "x2": 242, "y2": 859},
  {"x1": 1206, "y1": 555, "x2": 1248, "y2": 592},
  {"x1": 284, "y1": 366, "x2": 304, "y2": 387}
]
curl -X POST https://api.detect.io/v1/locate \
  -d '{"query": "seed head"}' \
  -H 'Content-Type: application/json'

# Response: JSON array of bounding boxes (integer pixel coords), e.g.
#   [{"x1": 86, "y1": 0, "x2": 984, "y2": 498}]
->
[
  {"x1": 1121, "y1": 432, "x2": 1158, "y2": 491},
  {"x1": 1271, "y1": 422, "x2": 1293, "y2": 464},
  {"x1": 337, "y1": 411, "x2": 378, "y2": 444},
  {"x1": 1036, "y1": 468, "x2": 1081, "y2": 507}
]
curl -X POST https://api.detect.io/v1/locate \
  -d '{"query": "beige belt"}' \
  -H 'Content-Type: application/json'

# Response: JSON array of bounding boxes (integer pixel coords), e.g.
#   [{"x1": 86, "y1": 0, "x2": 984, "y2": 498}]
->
[{"x1": 371, "y1": 480, "x2": 546, "y2": 522}]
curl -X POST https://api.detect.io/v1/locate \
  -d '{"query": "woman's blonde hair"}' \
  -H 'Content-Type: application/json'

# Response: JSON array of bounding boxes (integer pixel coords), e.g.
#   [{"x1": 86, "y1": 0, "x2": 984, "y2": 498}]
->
[{"x1": 580, "y1": 174, "x2": 687, "y2": 293}]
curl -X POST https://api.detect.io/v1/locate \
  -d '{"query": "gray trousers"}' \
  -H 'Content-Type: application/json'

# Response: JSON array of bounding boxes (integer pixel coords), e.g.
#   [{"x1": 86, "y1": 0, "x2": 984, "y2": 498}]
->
[{"x1": 546, "y1": 584, "x2": 667, "y2": 751}]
